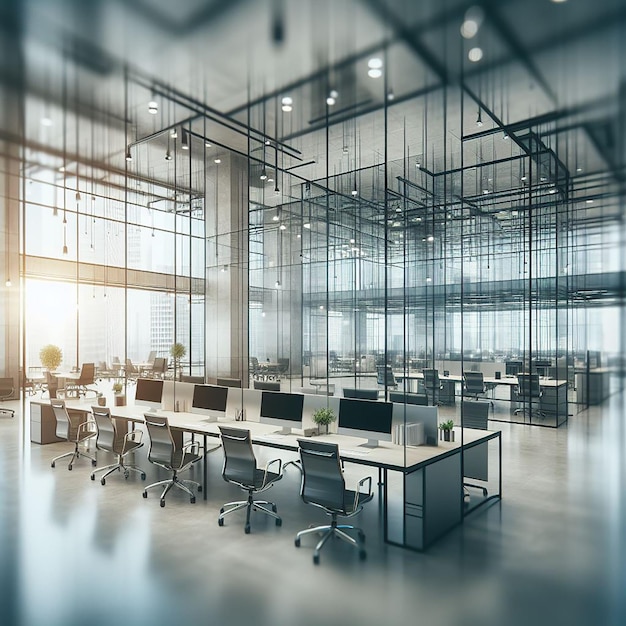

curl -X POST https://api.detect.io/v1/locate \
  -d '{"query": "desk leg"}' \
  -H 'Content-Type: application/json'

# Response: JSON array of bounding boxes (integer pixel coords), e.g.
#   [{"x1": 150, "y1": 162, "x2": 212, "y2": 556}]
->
[
  {"x1": 382, "y1": 468, "x2": 388, "y2": 543},
  {"x1": 203, "y1": 434, "x2": 208, "y2": 500}
]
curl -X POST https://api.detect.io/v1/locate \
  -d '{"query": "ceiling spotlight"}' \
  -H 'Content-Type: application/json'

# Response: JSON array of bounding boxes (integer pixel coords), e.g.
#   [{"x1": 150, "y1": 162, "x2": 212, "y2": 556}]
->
[
  {"x1": 267, "y1": 176, "x2": 274, "y2": 183},
  {"x1": 476, "y1": 108, "x2": 483, "y2": 127},
  {"x1": 205, "y1": 141, "x2": 211, "y2": 148},
  {"x1": 502, "y1": 132, "x2": 509, "y2": 140},
  {"x1": 165, "y1": 150, "x2": 172, "y2": 161},
  {"x1": 303, "y1": 222, "x2": 311, "y2": 229},
  {"x1": 520, "y1": 174, "x2": 527, "y2": 181},
  {"x1": 460, "y1": 19, "x2": 479, "y2": 39},
  {"x1": 274, "y1": 185, "x2": 280, "y2": 195},
  {"x1": 576, "y1": 167, "x2": 582, "y2": 172},
  {"x1": 342, "y1": 146, "x2": 349, "y2": 155},
  {"x1": 349, "y1": 238, "x2": 355, "y2": 244},
  {"x1": 326, "y1": 96, "x2": 336, "y2": 106},
  {"x1": 586, "y1": 199, "x2": 594, "y2": 204},
  {"x1": 170, "y1": 128, "x2": 178, "y2": 139},
  {"x1": 540, "y1": 176, "x2": 547, "y2": 182},
  {"x1": 482, "y1": 189, "x2": 490, "y2": 195},
  {"x1": 272, "y1": 215, "x2": 280, "y2": 221},
  {"x1": 148, "y1": 99, "x2": 158, "y2": 114},
  {"x1": 181, "y1": 129, "x2": 189, "y2": 150},
  {"x1": 426, "y1": 277, "x2": 432, "y2": 283},
  {"x1": 351, "y1": 188, "x2": 358, "y2": 196},
  {"x1": 260, "y1": 170, "x2": 267, "y2": 180},
  {"x1": 214, "y1": 158, "x2": 221, "y2": 164},
  {"x1": 415, "y1": 160, "x2": 421, "y2": 168},
  {"x1": 275, "y1": 280, "x2": 281, "y2": 288},
  {"x1": 125, "y1": 147, "x2": 132, "y2": 162},
  {"x1": 427, "y1": 235, "x2": 434, "y2": 242},
  {"x1": 296, "y1": 233, "x2": 301, "y2": 239},
  {"x1": 279, "y1": 224, "x2": 286, "y2": 230},
  {"x1": 548, "y1": 187, "x2": 557, "y2": 194},
  {"x1": 368, "y1": 57, "x2": 383, "y2": 69},
  {"x1": 330, "y1": 89, "x2": 339, "y2": 99},
  {"x1": 41, "y1": 116, "x2": 52, "y2": 127},
  {"x1": 367, "y1": 68, "x2": 382, "y2": 78},
  {"x1": 265, "y1": 139, "x2": 271, "y2": 146},
  {"x1": 468, "y1": 47, "x2": 483, "y2": 62},
  {"x1": 281, "y1": 96, "x2": 293, "y2": 112}
]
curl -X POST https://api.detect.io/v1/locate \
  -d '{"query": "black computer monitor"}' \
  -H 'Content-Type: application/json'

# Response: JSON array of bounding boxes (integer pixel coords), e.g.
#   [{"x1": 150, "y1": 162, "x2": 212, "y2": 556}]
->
[
  {"x1": 135, "y1": 378, "x2": 164, "y2": 411},
  {"x1": 533, "y1": 359, "x2": 552, "y2": 376},
  {"x1": 260, "y1": 391, "x2": 304, "y2": 434},
  {"x1": 342, "y1": 388, "x2": 379, "y2": 400},
  {"x1": 338, "y1": 398, "x2": 393, "y2": 447},
  {"x1": 505, "y1": 361, "x2": 523, "y2": 376},
  {"x1": 191, "y1": 384, "x2": 229, "y2": 420}
]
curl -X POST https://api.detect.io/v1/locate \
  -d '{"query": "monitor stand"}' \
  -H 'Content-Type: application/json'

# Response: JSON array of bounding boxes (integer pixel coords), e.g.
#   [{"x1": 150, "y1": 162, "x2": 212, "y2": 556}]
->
[
  {"x1": 359, "y1": 438, "x2": 379, "y2": 448},
  {"x1": 203, "y1": 414, "x2": 218, "y2": 423},
  {"x1": 274, "y1": 426, "x2": 292, "y2": 436}
]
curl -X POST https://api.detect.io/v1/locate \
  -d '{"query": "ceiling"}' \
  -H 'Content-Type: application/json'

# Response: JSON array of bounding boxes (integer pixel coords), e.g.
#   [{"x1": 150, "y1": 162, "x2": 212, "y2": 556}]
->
[{"x1": 3, "y1": 0, "x2": 625, "y2": 227}]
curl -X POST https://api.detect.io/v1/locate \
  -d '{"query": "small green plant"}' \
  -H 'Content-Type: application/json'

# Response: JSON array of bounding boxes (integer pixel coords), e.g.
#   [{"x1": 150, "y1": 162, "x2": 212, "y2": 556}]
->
[
  {"x1": 39, "y1": 344, "x2": 62, "y2": 371},
  {"x1": 112, "y1": 382, "x2": 123, "y2": 394},
  {"x1": 170, "y1": 342, "x2": 186, "y2": 363},
  {"x1": 439, "y1": 419, "x2": 455, "y2": 431},
  {"x1": 312, "y1": 407, "x2": 336, "y2": 427}
]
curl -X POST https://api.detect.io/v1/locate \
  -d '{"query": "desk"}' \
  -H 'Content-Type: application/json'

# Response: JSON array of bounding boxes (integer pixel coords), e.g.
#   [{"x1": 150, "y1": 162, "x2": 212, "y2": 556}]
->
[{"x1": 57, "y1": 399, "x2": 500, "y2": 551}]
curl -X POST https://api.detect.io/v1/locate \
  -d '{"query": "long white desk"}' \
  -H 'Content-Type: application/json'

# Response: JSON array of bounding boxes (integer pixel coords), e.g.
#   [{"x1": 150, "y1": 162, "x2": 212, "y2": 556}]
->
[{"x1": 58, "y1": 400, "x2": 501, "y2": 551}]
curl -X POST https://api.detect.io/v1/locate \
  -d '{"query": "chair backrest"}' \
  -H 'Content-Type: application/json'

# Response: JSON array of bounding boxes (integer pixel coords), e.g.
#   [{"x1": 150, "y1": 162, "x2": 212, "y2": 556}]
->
[
  {"x1": 298, "y1": 439, "x2": 346, "y2": 512},
  {"x1": 249, "y1": 357, "x2": 259, "y2": 370},
  {"x1": 388, "y1": 391, "x2": 428, "y2": 406},
  {"x1": 217, "y1": 377, "x2": 242, "y2": 388},
  {"x1": 147, "y1": 351, "x2": 156, "y2": 364},
  {"x1": 0, "y1": 377, "x2": 14, "y2": 398},
  {"x1": 180, "y1": 375, "x2": 204, "y2": 384},
  {"x1": 463, "y1": 371, "x2": 485, "y2": 394},
  {"x1": 51, "y1": 398, "x2": 76, "y2": 440},
  {"x1": 91, "y1": 406, "x2": 118, "y2": 453},
  {"x1": 218, "y1": 426, "x2": 257, "y2": 487},
  {"x1": 77, "y1": 363, "x2": 95, "y2": 384},
  {"x1": 125, "y1": 359, "x2": 138, "y2": 375},
  {"x1": 152, "y1": 357, "x2": 167, "y2": 374},
  {"x1": 144, "y1": 413, "x2": 175, "y2": 466},
  {"x1": 462, "y1": 400, "x2": 489, "y2": 429},
  {"x1": 377, "y1": 365, "x2": 396, "y2": 386},
  {"x1": 518, "y1": 373, "x2": 541, "y2": 398},
  {"x1": 422, "y1": 369, "x2": 440, "y2": 388},
  {"x1": 277, "y1": 357, "x2": 290, "y2": 373},
  {"x1": 343, "y1": 387, "x2": 378, "y2": 400}
]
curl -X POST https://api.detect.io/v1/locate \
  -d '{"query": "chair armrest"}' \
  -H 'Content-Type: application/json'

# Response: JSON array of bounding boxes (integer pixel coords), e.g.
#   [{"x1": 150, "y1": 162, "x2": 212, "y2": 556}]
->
[
  {"x1": 182, "y1": 439, "x2": 202, "y2": 458},
  {"x1": 353, "y1": 475, "x2": 372, "y2": 511},
  {"x1": 261, "y1": 457, "x2": 282, "y2": 486},
  {"x1": 77, "y1": 420, "x2": 97, "y2": 440},
  {"x1": 121, "y1": 429, "x2": 143, "y2": 454}
]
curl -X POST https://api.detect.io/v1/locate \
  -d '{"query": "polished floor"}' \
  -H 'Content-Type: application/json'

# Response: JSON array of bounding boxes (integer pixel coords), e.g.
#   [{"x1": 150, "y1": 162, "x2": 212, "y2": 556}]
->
[{"x1": 0, "y1": 388, "x2": 624, "y2": 626}]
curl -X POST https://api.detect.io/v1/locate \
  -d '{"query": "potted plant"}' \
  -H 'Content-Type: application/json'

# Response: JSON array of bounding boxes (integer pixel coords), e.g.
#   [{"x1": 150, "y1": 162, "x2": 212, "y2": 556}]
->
[
  {"x1": 39, "y1": 344, "x2": 62, "y2": 371},
  {"x1": 312, "y1": 407, "x2": 336, "y2": 435},
  {"x1": 439, "y1": 419, "x2": 455, "y2": 442},
  {"x1": 170, "y1": 342, "x2": 186, "y2": 380},
  {"x1": 112, "y1": 381, "x2": 125, "y2": 406},
  {"x1": 96, "y1": 392, "x2": 106, "y2": 407}
]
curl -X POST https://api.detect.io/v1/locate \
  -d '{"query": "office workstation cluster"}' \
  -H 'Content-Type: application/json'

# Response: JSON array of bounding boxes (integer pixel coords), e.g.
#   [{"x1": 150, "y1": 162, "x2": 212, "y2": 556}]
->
[{"x1": 30, "y1": 378, "x2": 500, "y2": 553}]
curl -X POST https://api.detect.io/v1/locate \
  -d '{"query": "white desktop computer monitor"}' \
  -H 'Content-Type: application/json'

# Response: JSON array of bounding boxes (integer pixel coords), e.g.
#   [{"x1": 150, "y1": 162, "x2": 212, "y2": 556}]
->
[
  {"x1": 135, "y1": 378, "x2": 164, "y2": 411},
  {"x1": 338, "y1": 398, "x2": 393, "y2": 447},
  {"x1": 191, "y1": 384, "x2": 229, "y2": 422},
  {"x1": 259, "y1": 391, "x2": 304, "y2": 435}
]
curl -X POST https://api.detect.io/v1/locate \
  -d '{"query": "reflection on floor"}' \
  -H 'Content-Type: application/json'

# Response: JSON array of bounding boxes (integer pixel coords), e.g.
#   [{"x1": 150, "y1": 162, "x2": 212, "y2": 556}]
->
[{"x1": 0, "y1": 387, "x2": 624, "y2": 626}]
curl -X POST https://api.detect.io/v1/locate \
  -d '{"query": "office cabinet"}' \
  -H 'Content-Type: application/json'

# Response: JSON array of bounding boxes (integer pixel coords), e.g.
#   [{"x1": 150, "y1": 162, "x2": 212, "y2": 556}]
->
[{"x1": 30, "y1": 401, "x2": 63, "y2": 444}]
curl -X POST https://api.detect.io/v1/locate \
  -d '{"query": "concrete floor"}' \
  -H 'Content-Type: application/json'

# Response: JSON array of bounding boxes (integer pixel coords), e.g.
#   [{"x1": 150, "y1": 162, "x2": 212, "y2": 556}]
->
[{"x1": 0, "y1": 388, "x2": 624, "y2": 626}]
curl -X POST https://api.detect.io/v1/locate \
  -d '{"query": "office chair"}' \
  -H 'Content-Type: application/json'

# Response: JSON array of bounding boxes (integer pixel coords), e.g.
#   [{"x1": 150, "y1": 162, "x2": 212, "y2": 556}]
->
[
  {"x1": 43, "y1": 370, "x2": 62, "y2": 399},
  {"x1": 151, "y1": 357, "x2": 168, "y2": 379},
  {"x1": 422, "y1": 369, "x2": 443, "y2": 405},
  {"x1": 463, "y1": 371, "x2": 493, "y2": 407},
  {"x1": 90, "y1": 406, "x2": 146, "y2": 485},
  {"x1": 249, "y1": 356, "x2": 261, "y2": 380},
  {"x1": 376, "y1": 365, "x2": 397, "y2": 388},
  {"x1": 277, "y1": 357, "x2": 290, "y2": 380},
  {"x1": 295, "y1": 439, "x2": 372, "y2": 564},
  {"x1": 461, "y1": 401, "x2": 489, "y2": 498},
  {"x1": 513, "y1": 373, "x2": 545, "y2": 420},
  {"x1": 124, "y1": 359, "x2": 139, "y2": 383},
  {"x1": 50, "y1": 399, "x2": 97, "y2": 470},
  {"x1": 65, "y1": 363, "x2": 98, "y2": 397},
  {"x1": 217, "y1": 426, "x2": 283, "y2": 534},
  {"x1": 142, "y1": 413, "x2": 203, "y2": 507},
  {"x1": 0, "y1": 377, "x2": 15, "y2": 417}
]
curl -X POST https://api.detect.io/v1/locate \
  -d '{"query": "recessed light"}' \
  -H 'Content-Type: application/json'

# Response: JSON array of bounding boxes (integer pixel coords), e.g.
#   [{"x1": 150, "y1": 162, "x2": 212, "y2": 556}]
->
[
  {"x1": 279, "y1": 224, "x2": 286, "y2": 230},
  {"x1": 460, "y1": 19, "x2": 479, "y2": 39},
  {"x1": 148, "y1": 100, "x2": 158, "y2": 114},
  {"x1": 468, "y1": 47, "x2": 483, "y2": 62},
  {"x1": 427, "y1": 235, "x2": 434, "y2": 242},
  {"x1": 205, "y1": 141, "x2": 211, "y2": 148},
  {"x1": 367, "y1": 68, "x2": 382, "y2": 78},
  {"x1": 326, "y1": 96, "x2": 336, "y2": 106},
  {"x1": 170, "y1": 129, "x2": 178, "y2": 139},
  {"x1": 214, "y1": 158, "x2": 221, "y2": 164},
  {"x1": 272, "y1": 215, "x2": 280, "y2": 221},
  {"x1": 586, "y1": 199, "x2": 593, "y2": 204},
  {"x1": 368, "y1": 57, "x2": 383, "y2": 69},
  {"x1": 303, "y1": 222, "x2": 311, "y2": 229},
  {"x1": 576, "y1": 167, "x2": 582, "y2": 172}
]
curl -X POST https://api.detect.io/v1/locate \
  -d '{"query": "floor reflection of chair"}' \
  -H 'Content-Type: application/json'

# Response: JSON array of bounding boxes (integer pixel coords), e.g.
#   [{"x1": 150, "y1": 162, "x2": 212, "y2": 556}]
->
[
  {"x1": 50, "y1": 399, "x2": 97, "y2": 470},
  {"x1": 514, "y1": 374, "x2": 545, "y2": 420},
  {"x1": 422, "y1": 369, "x2": 443, "y2": 405},
  {"x1": 90, "y1": 406, "x2": 146, "y2": 485},
  {"x1": 142, "y1": 413, "x2": 202, "y2": 507},
  {"x1": 0, "y1": 378, "x2": 15, "y2": 417},
  {"x1": 294, "y1": 439, "x2": 372, "y2": 564}
]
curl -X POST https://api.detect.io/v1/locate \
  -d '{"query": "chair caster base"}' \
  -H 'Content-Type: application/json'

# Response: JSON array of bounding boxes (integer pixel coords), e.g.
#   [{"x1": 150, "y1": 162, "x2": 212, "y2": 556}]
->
[
  {"x1": 295, "y1": 537, "x2": 301, "y2": 547},
  {"x1": 313, "y1": 554, "x2": 320, "y2": 565},
  {"x1": 218, "y1": 518, "x2": 224, "y2": 527},
  {"x1": 245, "y1": 524, "x2": 250, "y2": 534},
  {"x1": 190, "y1": 497, "x2": 196, "y2": 504},
  {"x1": 101, "y1": 478, "x2": 106, "y2": 486},
  {"x1": 160, "y1": 500, "x2": 165, "y2": 508},
  {"x1": 142, "y1": 491, "x2": 148, "y2": 499}
]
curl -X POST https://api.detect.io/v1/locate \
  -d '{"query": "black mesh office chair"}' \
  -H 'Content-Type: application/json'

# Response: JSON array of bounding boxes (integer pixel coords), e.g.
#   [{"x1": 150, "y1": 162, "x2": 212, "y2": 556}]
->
[
  {"x1": 90, "y1": 406, "x2": 146, "y2": 485},
  {"x1": 376, "y1": 365, "x2": 397, "y2": 388},
  {"x1": 295, "y1": 439, "x2": 373, "y2": 564},
  {"x1": 142, "y1": 413, "x2": 202, "y2": 507},
  {"x1": 218, "y1": 426, "x2": 283, "y2": 534},
  {"x1": 50, "y1": 399, "x2": 97, "y2": 470},
  {"x1": 514, "y1": 374, "x2": 544, "y2": 419},
  {"x1": 463, "y1": 372, "x2": 489, "y2": 400},
  {"x1": 422, "y1": 369, "x2": 443, "y2": 405}
]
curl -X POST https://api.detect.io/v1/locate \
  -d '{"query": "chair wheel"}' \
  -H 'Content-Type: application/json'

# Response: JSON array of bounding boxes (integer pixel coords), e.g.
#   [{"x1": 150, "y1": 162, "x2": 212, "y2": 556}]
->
[
  {"x1": 90, "y1": 474, "x2": 95, "y2": 481},
  {"x1": 160, "y1": 500, "x2": 165, "y2": 507},
  {"x1": 313, "y1": 554, "x2": 320, "y2": 565},
  {"x1": 142, "y1": 491, "x2": 147, "y2": 498},
  {"x1": 51, "y1": 462, "x2": 55, "y2": 468},
  {"x1": 197, "y1": 485, "x2": 202, "y2": 492},
  {"x1": 141, "y1": 473, "x2": 146, "y2": 480},
  {"x1": 91, "y1": 460, "x2": 97, "y2": 467},
  {"x1": 358, "y1": 532, "x2": 365, "y2": 543},
  {"x1": 124, "y1": 471, "x2": 130, "y2": 479},
  {"x1": 190, "y1": 497, "x2": 196, "y2": 504},
  {"x1": 275, "y1": 518, "x2": 282, "y2": 527},
  {"x1": 295, "y1": 537, "x2": 301, "y2": 547},
  {"x1": 218, "y1": 518, "x2": 224, "y2": 527},
  {"x1": 245, "y1": 525, "x2": 250, "y2": 534},
  {"x1": 359, "y1": 550, "x2": 367, "y2": 561},
  {"x1": 68, "y1": 465, "x2": 72, "y2": 471},
  {"x1": 101, "y1": 478, "x2": 106, "y2": 486}
]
